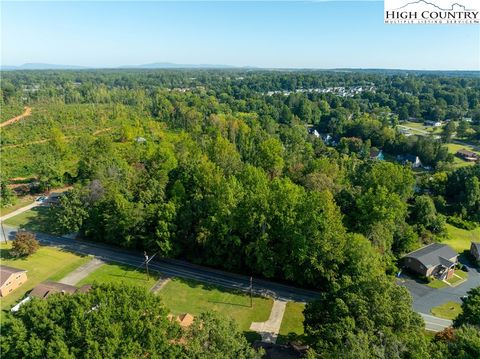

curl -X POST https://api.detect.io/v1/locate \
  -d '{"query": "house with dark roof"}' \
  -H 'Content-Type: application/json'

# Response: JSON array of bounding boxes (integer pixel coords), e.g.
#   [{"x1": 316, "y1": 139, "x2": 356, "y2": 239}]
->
[
  {"x1": 456, "y1": 149, "x2": 479, "y2": 162},
  {"x1": 0, "y1": 265, "x2": 27, "y2": 297},
  {"x1": 402, "y1": 243, "x2": 458, "y2": 280},
  {"x1": 471, "y1": 242, "x2": 480, "y2": 263},
  {"x1": 30, "y1": 281, "x2": 91, "y2": 299}
]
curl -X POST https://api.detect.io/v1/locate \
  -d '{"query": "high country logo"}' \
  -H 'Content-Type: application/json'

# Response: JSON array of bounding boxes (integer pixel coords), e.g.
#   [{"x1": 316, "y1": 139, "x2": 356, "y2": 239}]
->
[{"x1": 384, "y1": 0, "x2": 479, "y2": 24}]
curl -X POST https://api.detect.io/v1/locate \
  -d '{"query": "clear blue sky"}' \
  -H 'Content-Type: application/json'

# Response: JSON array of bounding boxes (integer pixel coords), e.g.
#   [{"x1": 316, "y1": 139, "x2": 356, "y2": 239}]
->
[{"x1": 2, "y1": 1, "x2": 479, "y2": 70}]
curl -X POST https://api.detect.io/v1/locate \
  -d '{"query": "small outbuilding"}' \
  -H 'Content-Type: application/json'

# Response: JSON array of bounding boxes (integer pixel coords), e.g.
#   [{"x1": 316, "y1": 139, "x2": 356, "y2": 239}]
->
[
  {"x1": 0, "y1": 265, "x2": 27, "y2": 297},
  {"x1": 471, "y1": 242, "x2": 480, "y2": 263},
  {"x1": 402, "y1": 243, "x2": 458, "y2": 280}
]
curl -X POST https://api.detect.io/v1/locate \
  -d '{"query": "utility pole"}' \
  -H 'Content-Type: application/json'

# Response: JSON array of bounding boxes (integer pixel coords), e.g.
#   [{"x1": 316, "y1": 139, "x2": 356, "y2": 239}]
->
[
  {"x1": 1, "y1": 222, "x2": 7, "y2": 244},
  {"x1": 144, "y1": 251, "x2": 150, "y2": 277},
  {"x1": 250, "y1": 276, "x2": 253, "y2": 308}
]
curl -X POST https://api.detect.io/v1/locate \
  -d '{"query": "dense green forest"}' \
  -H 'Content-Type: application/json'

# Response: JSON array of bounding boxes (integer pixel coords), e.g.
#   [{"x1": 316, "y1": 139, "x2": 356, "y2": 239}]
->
[{"x1": 1, "y1": 69, "x2": 479, "y2": 357}]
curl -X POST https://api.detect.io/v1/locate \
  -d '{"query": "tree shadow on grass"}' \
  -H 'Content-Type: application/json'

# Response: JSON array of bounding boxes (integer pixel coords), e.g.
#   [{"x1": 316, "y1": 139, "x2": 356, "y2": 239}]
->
[
  {"x1": 176, "y1": 277, "x2": 258, "y2": 298},
  {"x1": 0, "y1": 247, "x2": 15, "y2": 260},
  {"x1": 109, "y1": 273, "x2": 152, "y2": 281},
  {"x1": 207, "y1": 300, "x2": 251, "y2": 308},
  {"x1": 16, "y1": 206, "x2": 52, "y2": 234}
]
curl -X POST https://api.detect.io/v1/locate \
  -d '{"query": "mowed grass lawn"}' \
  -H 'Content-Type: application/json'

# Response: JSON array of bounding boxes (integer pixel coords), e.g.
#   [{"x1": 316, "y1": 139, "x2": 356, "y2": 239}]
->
[
  {"x1": 3, "y1": 206, "x2": 52, "y2": 233},
  {"x1": 277, "y1": 302, "x2": 305, "y2": 344},
  {"x1": 443, "y1": 224, "x2": 480, "y2": 253},
  {"x1": 0, "y1": 242, "x2": 90, "y2": 315},
  {"x1": 158, "y1": 277, "x2": 273, "y2": 333},
  {"x1": 76, "y1": 262, "x2": 160, "y2": 291},
  {"x1": 0, "y1": 196, "x2": 35, "y2": 217},
  {"x1": 446, "y1": 143, "x2": 480, "y2": 168},
  {"x1": 431, "y1": 301, "x2": 462, "y2": 320}
]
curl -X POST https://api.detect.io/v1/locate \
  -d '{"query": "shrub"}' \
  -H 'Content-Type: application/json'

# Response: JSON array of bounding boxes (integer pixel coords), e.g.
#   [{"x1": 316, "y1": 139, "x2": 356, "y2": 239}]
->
[
  {"x1": 11, "y1": 231, "x2": 39, "y2": 257},
  {"x1": 446, "y1": 216, "x2": 477, "y2": 230}
]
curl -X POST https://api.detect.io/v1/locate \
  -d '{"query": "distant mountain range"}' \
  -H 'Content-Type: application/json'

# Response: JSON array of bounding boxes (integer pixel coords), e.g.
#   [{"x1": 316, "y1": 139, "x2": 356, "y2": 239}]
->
[{"x1": 1, "y1": 62, "x2": 236, "y2": 71}]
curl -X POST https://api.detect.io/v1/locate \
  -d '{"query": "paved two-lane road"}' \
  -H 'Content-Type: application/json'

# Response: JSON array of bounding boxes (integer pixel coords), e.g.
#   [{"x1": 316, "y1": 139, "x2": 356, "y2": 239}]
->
[
  {"x1": 1, "y1": 225, "x2": 320, "y2": 303},
  {"x1": 419, "y1": 313, "x2": 452, "y2": 332}
]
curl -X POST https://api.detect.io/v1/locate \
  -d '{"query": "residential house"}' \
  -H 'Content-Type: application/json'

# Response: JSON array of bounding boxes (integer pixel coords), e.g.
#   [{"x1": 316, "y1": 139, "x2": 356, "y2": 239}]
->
[
  {"x1": 402, "y1": 243, "x2": 458, "y2": 280},
  {"x1": 0, "y1": 265, "x2": 27, "y2": 297},
  {"x1": 30, "y1": 281, "x2": 91, "y2": 299},
  {"x1": 456, "y1": 149, "x2": 479, "y2": 162},
  {"x1": 470, "y1": 242, "x2": 480, "y2": 263},
  {"x1": 369, "y1": 149, "x2": 384, "y2": 161},
  {"x1": 319, "y1": 133, "x2": 333, "y2": 145},
  {"x1": 424, "y1": 120, "x2": 443, "y2": 127},
  {"x1": 397, "y1": 154, "x2": 422, "y2": 168},
  {"x1": 307, "y1": 128, "x2": 320, "y2": 138}
]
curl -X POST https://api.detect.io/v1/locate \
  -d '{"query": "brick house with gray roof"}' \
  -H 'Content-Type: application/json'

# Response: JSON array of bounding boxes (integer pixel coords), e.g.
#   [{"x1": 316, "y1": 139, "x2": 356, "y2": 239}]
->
[{"x1": 402, "y1": 243, "x2": 458, "y2": 280}]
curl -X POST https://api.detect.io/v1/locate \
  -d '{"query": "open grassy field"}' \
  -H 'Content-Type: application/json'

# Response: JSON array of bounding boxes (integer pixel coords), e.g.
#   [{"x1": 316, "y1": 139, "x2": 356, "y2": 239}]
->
[
  {"x1": 443, "y1": 224, "x2": 480, "y2": 253},
  {"x1": 158, "y1": 277, "x2": 273, "y2": 333},
  {"x1": 0, "y1": 242, "x2": 90, "y2": 315},
  {"x1": 277, "y1": 301, "x2": 305, "y2": 344},
  {"x1": 431, "y1": 301, "x2": 462, "y2": 320},
  {"x1": 3, "y1": 206, "x2": 52, "y2": 233},
  {"x1": 400, "y1": 121, "x2": 443, "y2": 135},
  {"x1": 76, "y1": 262, "x2": 160, "y2": 291}
]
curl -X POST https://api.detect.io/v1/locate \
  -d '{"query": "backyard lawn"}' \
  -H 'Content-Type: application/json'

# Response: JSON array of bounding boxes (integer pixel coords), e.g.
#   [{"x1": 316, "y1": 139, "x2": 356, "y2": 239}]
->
[
  {"x1": 3, "y1": 206, "x2": 52, "y2": 233},
  {"x1": 443, "y1": 224, "x2": 480, "y2": 253},
  {"x1": 431, "y1": 301, "x2": 462, "y2": 320},
  {"x1": 0, "y1": 242, "x2": 90, "y2": 315},
  {"x1": 277, "y1": 302, "x2": 305, "y2": 344},
  {"x1": 76, "y1": 262, "x2": 160, "y2": 291},
  {"x1": 158, "y1": 277, "x2": 272, "y2": 333}
]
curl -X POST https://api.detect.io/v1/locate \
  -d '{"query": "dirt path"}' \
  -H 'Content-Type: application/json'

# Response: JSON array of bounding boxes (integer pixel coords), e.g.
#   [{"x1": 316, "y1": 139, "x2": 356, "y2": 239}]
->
[
  {"x1": 0, "y1": 107, "x2": 32, "y2": 128},
  {"x1": 2, "y1": 127, "x2": 112, "y2": 149},
  {"x1": 92, "y1": 127, "x2": 113, "y2": 135}
]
